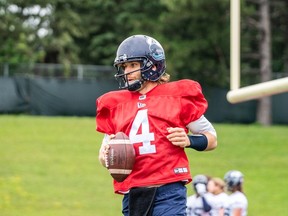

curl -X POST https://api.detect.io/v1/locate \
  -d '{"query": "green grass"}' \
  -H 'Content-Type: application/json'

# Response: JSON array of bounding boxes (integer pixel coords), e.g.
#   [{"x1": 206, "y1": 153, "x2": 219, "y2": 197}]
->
[{"x1": 0, "y1": 115, "x2": 287, "y2": 215}]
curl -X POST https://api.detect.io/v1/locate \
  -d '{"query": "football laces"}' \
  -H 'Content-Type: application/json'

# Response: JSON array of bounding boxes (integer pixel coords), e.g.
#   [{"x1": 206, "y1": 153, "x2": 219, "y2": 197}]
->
[{"x1": 104, "y1": 153, "x2": 109, "y2": 168}]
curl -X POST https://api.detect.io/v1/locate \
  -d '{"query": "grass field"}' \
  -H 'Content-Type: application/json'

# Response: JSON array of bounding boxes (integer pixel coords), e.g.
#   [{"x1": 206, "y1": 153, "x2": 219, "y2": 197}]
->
[{"x1": 0, "y1": 115, "x2": 287, "y2": 215}]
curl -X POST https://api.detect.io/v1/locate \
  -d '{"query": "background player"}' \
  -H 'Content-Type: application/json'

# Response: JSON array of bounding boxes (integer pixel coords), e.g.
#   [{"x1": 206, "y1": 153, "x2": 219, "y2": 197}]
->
[
  {"x1": 186, "y1": 174, "x2": 215, "y2": 216},
  {"x1": 207, "y1": 177, "x2": 229, "y2": 216},
  {"x1": 96, "y1": 34, "x2": 217, "y2": 215},
  {"x1": 223, "y1": 170, "x2": 248, "y2": 216}
]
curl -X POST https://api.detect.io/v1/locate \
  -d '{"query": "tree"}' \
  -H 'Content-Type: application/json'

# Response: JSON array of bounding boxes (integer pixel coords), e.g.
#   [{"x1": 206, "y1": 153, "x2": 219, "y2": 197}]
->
[
  {"x1": 242, "y1": 0, "x2": 288, "y2": 125},
  {"x1": 270, "y1": 0, "x2": 288, "y2": 75},
  {"x1": 0, "y1": 0, "x2": 48, "y2": 63},
  {"x1": 159, "y1": 0, "x2": 231, "y2": 87},
  {"x1": 257, "y1": 0, "x2": 272, "y2": 125},
  {"x1": 74, "y1": 0, "x2": 167, "y2": 65},
  {"x1": 1, "y1": 0, "x2": 287, "y2": 104},
  {"x1": 41, "y1": 0, "x2": 87, "y2": 65}
]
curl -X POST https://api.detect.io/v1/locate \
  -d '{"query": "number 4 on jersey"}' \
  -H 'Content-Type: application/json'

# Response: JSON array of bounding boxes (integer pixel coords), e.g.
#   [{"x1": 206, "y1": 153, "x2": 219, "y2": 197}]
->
[{"x1": 129, "y1": 109, "x2": 156, "y2": 155}]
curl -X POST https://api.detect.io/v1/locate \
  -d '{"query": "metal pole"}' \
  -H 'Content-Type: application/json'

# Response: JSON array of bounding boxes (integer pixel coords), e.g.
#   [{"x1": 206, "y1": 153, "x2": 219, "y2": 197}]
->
[{"x1": 230, "y1": 0, "x2": 240, "y2": 90}]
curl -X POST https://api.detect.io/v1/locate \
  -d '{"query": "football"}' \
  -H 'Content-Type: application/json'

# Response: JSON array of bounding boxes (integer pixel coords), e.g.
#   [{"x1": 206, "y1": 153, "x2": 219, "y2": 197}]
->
[{"x1": 106, "y1": 132, "x2": 135, "y2": 182}]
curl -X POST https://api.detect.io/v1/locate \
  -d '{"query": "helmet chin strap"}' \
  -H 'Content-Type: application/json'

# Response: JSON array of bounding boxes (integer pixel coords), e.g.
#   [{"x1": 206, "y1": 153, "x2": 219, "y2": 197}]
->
[
  {"x1": 121, "y1": 63, "x2": 154, "y2": 91},
  {"x1": 127, "y1": 79, "x2": 145, "y2": 91},
  {"x1": 126, "y1": 68, "x2": 150, "y2": 91}
]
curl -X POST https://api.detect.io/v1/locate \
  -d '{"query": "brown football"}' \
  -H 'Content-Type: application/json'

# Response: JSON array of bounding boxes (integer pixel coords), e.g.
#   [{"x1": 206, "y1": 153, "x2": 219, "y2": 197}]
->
[{"x1": 106, "y1": 132, "x2": 135, "y2": 182}]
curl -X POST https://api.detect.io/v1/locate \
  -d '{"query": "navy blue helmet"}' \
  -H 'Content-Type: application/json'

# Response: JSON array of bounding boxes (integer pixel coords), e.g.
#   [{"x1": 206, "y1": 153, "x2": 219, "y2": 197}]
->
[
  {"x1": 224, "y1": 170, "x2": 244, "y2": 190},
  {"x1": 192, "y1": 174, "x2": 208, "y2": 186},
  {"x1": 114, "y1": 35, "x2": 166, "y2": 91}
]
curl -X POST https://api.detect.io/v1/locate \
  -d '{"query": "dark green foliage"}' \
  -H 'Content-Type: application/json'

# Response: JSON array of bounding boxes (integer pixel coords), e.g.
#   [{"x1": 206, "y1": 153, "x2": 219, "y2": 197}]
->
[
  {"x1": 160, "y1": 0, "x2": 230, "y2": 87},
  {"x1": 0, "y1": 0, "x2": 287, "y2": 88}
]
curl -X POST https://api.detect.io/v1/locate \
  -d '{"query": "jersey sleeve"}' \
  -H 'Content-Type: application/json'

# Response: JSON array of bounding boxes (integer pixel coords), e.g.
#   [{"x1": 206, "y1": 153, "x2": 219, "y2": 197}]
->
[
  {"x1": 180, "y1": 80, "x2": 208, "y2": 126},
  {"x1": 96, "y1": 95, "x2": 115, "y2": 134}
]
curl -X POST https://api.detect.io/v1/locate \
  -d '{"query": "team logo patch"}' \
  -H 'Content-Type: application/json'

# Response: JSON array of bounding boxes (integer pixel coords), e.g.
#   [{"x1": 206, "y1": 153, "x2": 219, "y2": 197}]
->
[
  {"x1": 174, "y1": 167, "x2": 188, "y2": 174},
  {"x1": 137, "y1": 102, "x2": 146, "y2": 108},
  {"x1": 139, "y1": 95, "x2": 146, "y2": 100}
]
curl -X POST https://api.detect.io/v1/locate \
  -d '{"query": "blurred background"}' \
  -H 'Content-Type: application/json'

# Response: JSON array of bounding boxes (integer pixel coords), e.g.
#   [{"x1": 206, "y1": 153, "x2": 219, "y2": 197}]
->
[
  {"x1": 1, "y1": 0, "x2": 288, "y2": 125},
  {"x1": 1, "y1": 1, "x2": 288, "y2": 215}
]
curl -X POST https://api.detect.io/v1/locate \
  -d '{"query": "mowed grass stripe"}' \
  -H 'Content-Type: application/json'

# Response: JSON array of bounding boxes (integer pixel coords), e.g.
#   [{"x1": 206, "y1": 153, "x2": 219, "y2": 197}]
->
[{"x1": 0, "y1": 115, "x2": 287, "y2": 215}]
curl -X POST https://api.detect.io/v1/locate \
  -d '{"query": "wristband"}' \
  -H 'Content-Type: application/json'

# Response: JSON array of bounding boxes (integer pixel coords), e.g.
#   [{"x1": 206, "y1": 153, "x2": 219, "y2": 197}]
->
[{"x1": 186, "y1": 134, "x2": 208, "y2": 151}]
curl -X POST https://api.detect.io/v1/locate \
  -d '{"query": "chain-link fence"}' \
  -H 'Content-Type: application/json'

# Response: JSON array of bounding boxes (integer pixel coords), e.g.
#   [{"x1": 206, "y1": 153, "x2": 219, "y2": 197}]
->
[{"x1": 0, "y1": 63, "x2": 115, "y2": 80}]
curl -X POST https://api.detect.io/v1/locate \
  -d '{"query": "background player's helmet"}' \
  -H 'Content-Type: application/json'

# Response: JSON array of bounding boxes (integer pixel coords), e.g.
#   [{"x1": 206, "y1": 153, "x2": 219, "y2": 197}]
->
[
  {"x1": 114, "y1": 35, "x2": 166, "y2": 91},
  {"x1": 192, "y1": 174, "x2": 208, "y2": 186},
  {"x1": 224, "y1": 170, "x2": 244, "y2": 191},
  {"x1": 192, "y1": 175, "x2": 208, "y2": 195}
]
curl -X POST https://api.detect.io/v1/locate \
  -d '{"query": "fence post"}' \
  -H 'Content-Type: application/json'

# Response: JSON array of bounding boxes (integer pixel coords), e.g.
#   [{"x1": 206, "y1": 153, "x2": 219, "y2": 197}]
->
[
  {"x1": 4, "y1": 63, "x2": 9, "y2": 77},
  {"x1": 77, "y1": 64, "x2": 84, "y2": 80}
]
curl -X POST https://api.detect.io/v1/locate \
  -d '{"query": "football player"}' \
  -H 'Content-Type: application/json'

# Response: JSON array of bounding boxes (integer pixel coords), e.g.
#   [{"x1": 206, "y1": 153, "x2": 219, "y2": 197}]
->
[
  {"x1": 207, "y1": 177, "x2": 229, "y2": 216},
  {"x1": 96, "y1": 35, "x2": 217, "y2": 216},
  {"x1": 223, "y1": 170, "x2": 248, "y2": 216},
  {"x1": 186, "y1": 174, "x2": 215, "y2": 216}
]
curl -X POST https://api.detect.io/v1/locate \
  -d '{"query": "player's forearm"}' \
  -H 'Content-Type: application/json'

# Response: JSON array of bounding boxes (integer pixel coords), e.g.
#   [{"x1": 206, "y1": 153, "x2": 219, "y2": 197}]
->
[
  {"x1": 202, "y1": 131, "x2": 217, "y2": 151},
  {"x1": 185, "y1": 132, "x2": 217, "y2": 151},
  {"x1": 167, "y1": 127, "x2": 217, "y2": 151},
  {"x1": 185, "y1": 115, "x2": 217, "y2": 151}
]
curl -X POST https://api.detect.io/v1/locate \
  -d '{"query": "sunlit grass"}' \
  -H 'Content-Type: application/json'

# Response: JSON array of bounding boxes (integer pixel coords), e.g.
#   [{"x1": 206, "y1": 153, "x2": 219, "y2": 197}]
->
[{"x1": 0, "y1": 115, "x2": 287, "y2": 215}]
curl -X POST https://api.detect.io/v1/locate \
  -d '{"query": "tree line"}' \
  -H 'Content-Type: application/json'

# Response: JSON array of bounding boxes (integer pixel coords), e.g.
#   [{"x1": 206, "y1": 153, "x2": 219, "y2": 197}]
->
[
  {"x1": 1, "y1": 0, "x2": 287, "y2": 86},
  {"x1": 1, "y1": 0, "x2": 288, "y2": 124}
]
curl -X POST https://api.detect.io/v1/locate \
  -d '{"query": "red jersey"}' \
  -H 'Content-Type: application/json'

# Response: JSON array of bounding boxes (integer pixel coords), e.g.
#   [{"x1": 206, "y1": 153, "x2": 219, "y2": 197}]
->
[{"x1": 96, "y1": 79, "x2": 208, "y2": 194}]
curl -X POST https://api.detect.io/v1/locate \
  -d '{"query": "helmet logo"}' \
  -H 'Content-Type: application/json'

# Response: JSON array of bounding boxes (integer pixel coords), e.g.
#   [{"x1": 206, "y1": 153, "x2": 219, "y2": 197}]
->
[
  {"x1": 118, "y1": 54, "x2": 128, "y2": 62},
  {"x1": 146, "y1": 37, "x2": 165, "y2": 61}
]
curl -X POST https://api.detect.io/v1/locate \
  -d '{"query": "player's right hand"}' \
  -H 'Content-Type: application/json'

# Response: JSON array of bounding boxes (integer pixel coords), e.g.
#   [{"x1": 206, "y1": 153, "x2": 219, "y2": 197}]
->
[{"x1": 166, "y1": 127, "x2": 190, "y2": 148}]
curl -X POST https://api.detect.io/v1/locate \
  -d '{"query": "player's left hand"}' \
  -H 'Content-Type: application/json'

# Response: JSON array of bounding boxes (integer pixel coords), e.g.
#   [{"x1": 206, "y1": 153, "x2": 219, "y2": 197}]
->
[{"x1": 166, "y1": 127, "x2": 190, "y2": 148}]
